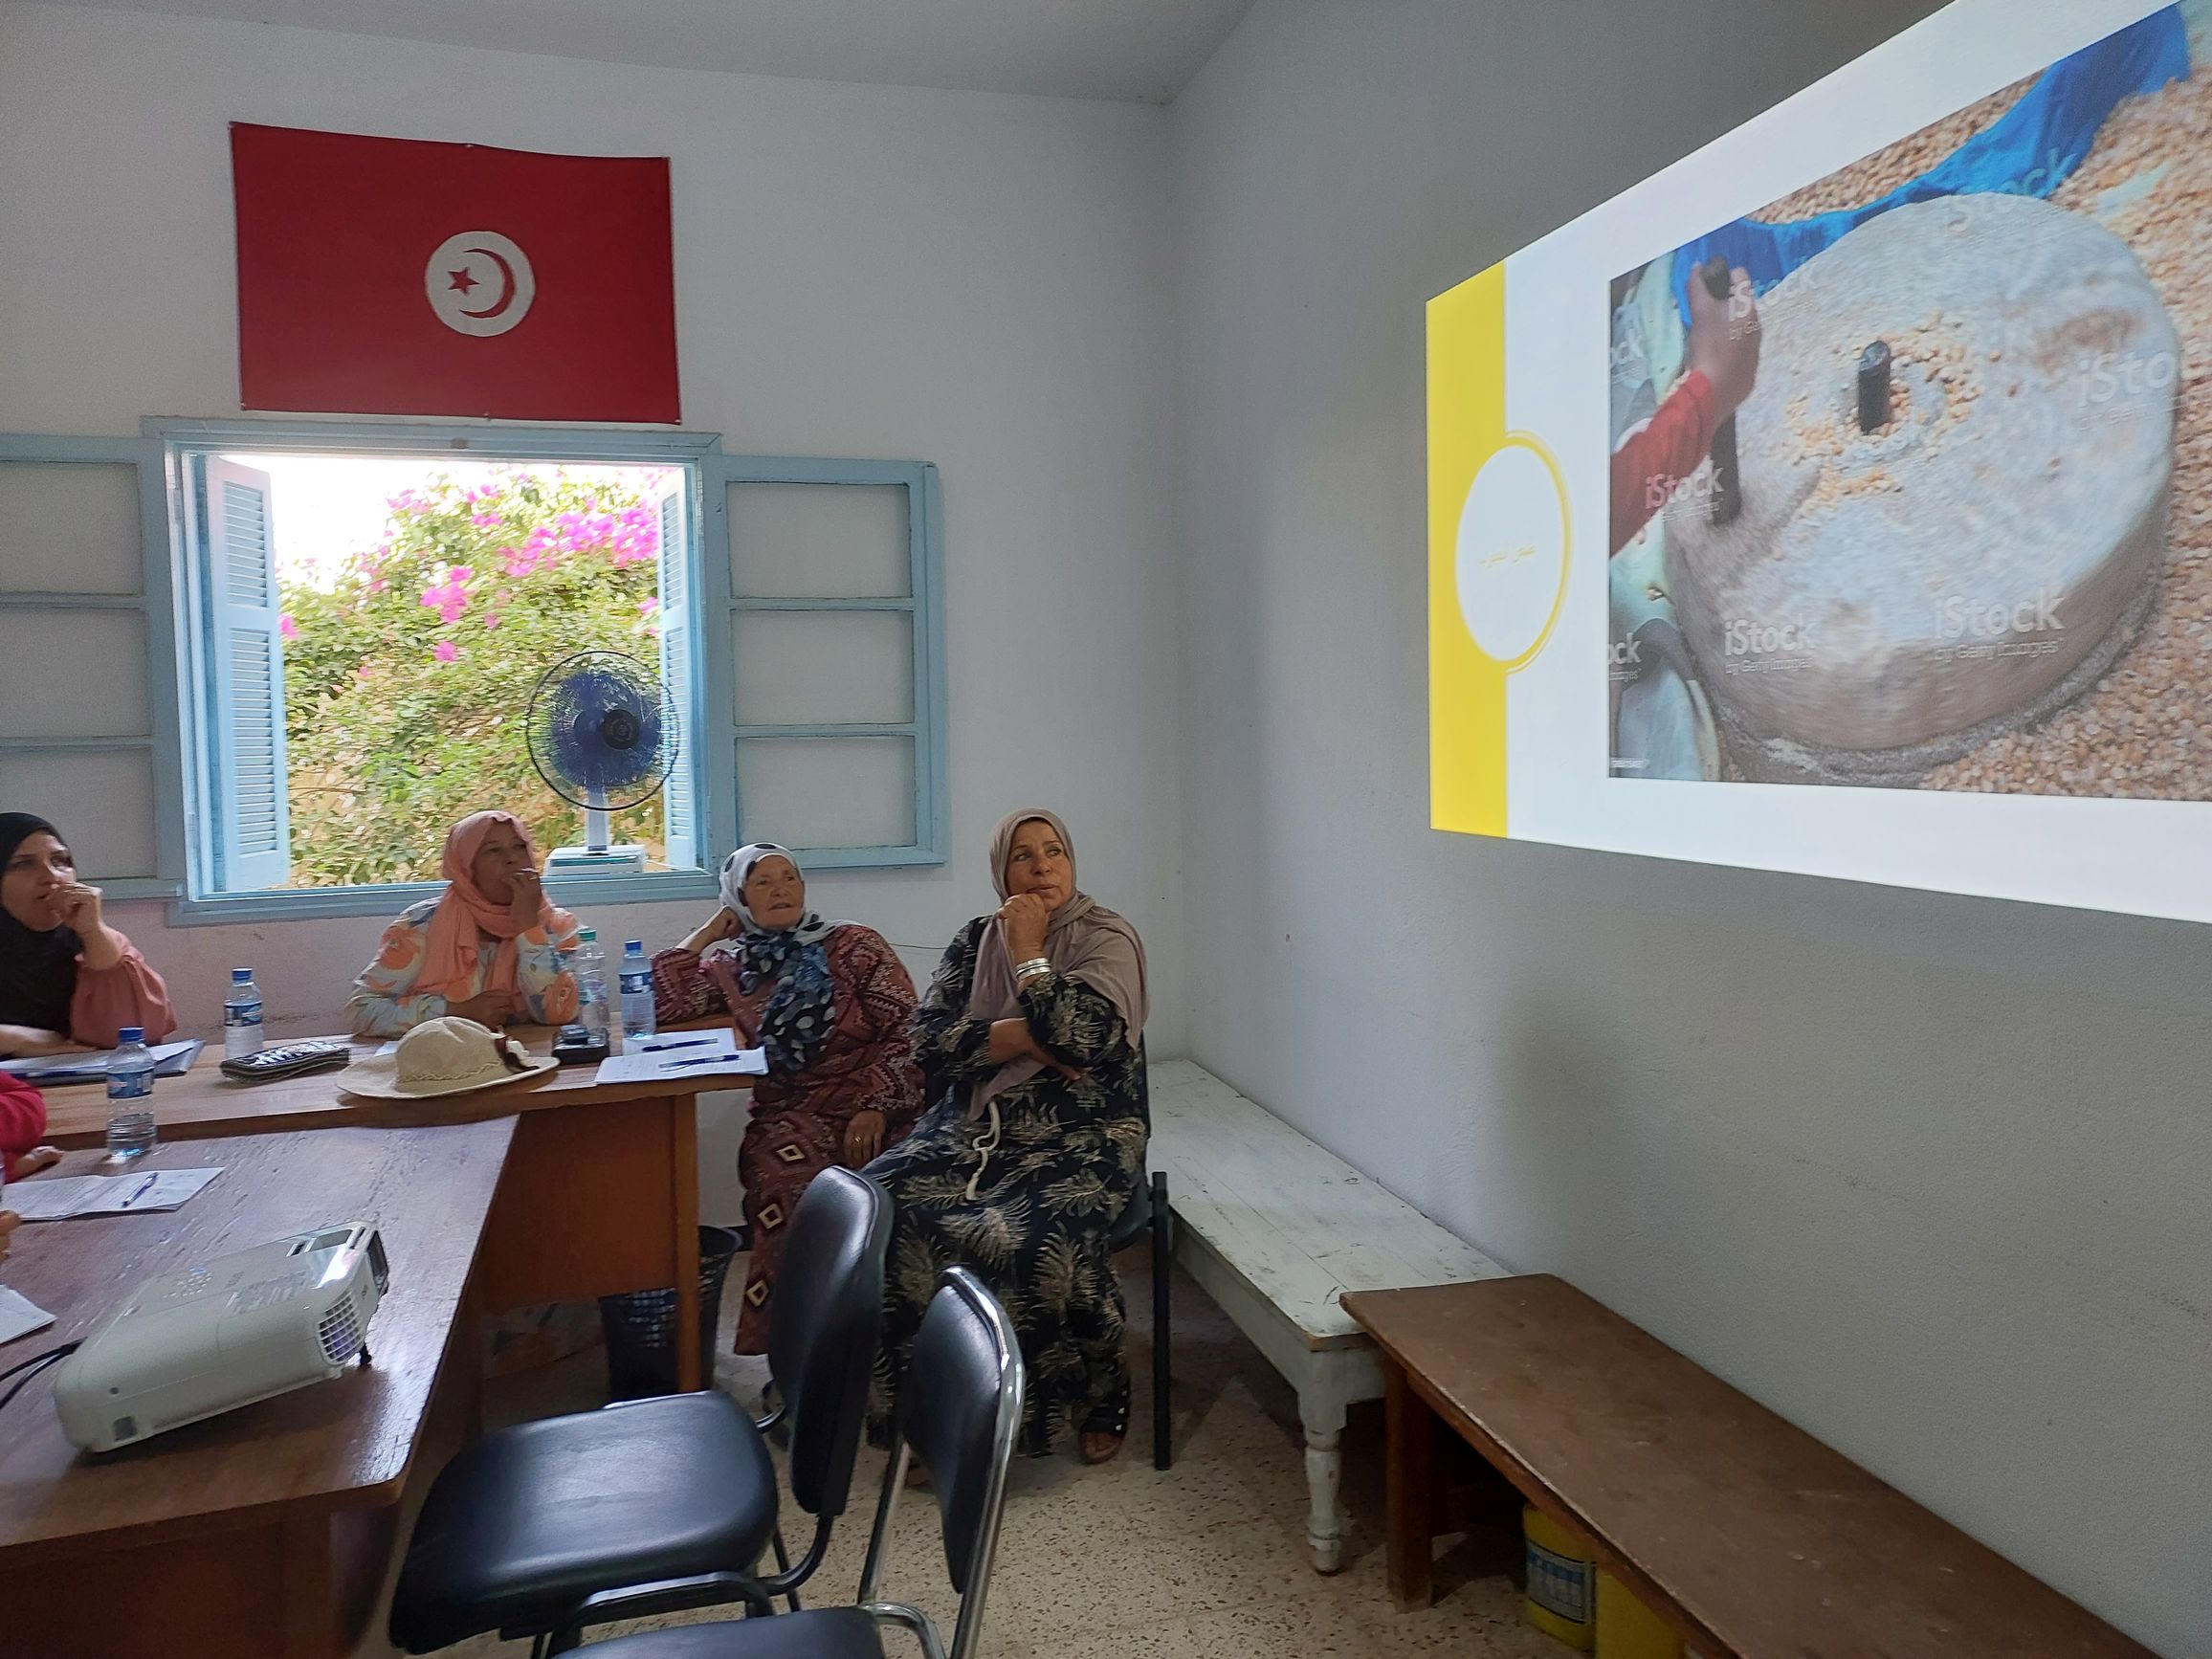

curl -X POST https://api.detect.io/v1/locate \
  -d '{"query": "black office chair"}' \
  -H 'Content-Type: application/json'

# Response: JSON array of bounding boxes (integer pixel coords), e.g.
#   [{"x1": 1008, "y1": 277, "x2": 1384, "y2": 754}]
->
[
  {"x1": 387, "y1": 1167, "x2": 893, "y2": 1656},
  {"x1": 568, "y1": 1266, "x2": 1025, "y2": 1659},
  {"x1": 1104, "y1": 1045, "x2": 1171, "y2": 1468}
]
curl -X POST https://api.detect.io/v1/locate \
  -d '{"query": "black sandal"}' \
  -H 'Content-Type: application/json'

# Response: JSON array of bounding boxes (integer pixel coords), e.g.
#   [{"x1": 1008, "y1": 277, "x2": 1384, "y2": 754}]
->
[{"x1": 1077, "y1": 1393, "x2": 1130, "y2": 1465}]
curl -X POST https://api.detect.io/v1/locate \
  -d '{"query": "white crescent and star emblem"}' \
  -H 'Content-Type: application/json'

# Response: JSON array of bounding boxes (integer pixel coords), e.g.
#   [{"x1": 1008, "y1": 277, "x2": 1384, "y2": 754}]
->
[{"x1": 425, "y1": 231, "x2": 536, "y2": 338}]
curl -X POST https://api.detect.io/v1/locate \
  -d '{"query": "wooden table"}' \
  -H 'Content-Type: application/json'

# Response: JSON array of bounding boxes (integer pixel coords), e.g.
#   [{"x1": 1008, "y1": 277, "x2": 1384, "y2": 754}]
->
[
  {"x1": 37, "y1": 1034, "x2": 744, "y2": 1392},
  {"x1": 1342, "y1": 1275, "x2": 2157, "y2": 1659},
  {"x1": 0, "y1": 1120, "x2": 515, "y2": 1659},
  {"x1": 1147, "y1": 1061, "x2": 1508, "y2": 1571}
]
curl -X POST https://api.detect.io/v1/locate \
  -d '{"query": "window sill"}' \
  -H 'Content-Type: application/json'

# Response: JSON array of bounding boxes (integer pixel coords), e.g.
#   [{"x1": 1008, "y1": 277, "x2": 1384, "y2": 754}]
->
[{"x1": 167, "y1": 869, "x2": 720, "y2": 927}]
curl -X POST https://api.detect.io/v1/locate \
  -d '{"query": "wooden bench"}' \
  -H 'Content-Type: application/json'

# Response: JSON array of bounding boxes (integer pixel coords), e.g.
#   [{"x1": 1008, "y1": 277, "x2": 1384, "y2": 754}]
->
[
  {"x1": 1342, "y1": 1275, "x2": 2157, "y2": 1659},
  {"x1": 1146, "y1": 1061, "x2": 1507, "y2": 1571}
]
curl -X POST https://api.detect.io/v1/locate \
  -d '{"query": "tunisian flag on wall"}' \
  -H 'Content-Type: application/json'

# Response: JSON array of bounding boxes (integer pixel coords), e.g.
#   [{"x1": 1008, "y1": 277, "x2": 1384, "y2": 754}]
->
[{"x1": 232, "y1": 124, "x2": 679, "y2": 422}]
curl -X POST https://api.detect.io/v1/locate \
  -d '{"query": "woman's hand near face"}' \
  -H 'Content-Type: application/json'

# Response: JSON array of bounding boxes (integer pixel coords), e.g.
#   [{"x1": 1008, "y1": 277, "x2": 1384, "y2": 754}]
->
[
  {"x1": 681, "y1": 907, "x2": 741, "y2": 955},
  {"x1": 55, "y1": 883, "x2": 122, "y2": 969},
  {"x1": 507, "y1": 866, "x2": 544, "y2": 930},
  {"x1": 998, "y1": 893, "x2": 1052, "y2": 962},
  {"x1": 842, "y1": 1110, "x2": 887, "y2": 1168}
]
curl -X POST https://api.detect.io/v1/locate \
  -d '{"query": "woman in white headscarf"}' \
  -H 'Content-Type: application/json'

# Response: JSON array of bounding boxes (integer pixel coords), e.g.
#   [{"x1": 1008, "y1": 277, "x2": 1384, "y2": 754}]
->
[
  {"x1": 867, "y1": 808, "x2": 1148, "y2": 1464},
  {"x1": 653, "y1": 843, "x2": 922, "y2": 1354}
]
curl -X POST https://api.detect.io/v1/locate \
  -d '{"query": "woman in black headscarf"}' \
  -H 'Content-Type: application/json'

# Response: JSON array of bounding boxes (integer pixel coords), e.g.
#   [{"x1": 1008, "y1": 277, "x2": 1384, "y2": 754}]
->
[{"x1": 0, "y1": 814, "x2": 176, "y2": 1057}]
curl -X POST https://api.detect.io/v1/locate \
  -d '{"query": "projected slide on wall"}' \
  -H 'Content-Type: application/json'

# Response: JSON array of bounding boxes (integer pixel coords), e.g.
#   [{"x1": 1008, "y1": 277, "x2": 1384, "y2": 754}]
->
[{"x1": 1430, "y1": 0, "x2": 2212, "y2": 922}]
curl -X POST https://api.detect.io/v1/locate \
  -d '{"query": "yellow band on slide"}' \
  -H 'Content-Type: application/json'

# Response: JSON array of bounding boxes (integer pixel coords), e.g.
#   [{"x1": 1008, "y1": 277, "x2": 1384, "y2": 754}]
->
[{"x1": 1427, "y1": 264, "x2": 1510, "y2": 836}]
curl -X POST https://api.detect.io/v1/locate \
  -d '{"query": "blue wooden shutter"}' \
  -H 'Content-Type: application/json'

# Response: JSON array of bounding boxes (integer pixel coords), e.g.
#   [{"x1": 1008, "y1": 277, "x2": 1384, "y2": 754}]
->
[
  {"x1": 204, "y1": 458, "x2": 291, "y2": 890},
  {"x1": 656, "y1": 482, "x2": 697, "y2": 872}
]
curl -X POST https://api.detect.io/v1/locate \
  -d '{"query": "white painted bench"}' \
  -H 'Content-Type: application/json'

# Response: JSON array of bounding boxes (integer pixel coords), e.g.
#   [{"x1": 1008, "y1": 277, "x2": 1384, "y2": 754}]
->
[{"x1": 1146, "y1": 1060, "x2": 1509, "y2": 1571}]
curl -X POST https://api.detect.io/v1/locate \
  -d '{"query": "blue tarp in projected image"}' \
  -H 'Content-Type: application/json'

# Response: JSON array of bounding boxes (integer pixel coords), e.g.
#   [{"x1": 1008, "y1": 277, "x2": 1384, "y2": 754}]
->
[{"x1": 1670, "y1": 6, "x2": 2190, "y2": 322}]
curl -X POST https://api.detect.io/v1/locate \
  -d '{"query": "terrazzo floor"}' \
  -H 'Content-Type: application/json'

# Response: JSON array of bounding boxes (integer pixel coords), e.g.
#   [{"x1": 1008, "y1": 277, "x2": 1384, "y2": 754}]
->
[{"x1": 440, "y1": 1253, "x2": 1561, "y2": 1658}]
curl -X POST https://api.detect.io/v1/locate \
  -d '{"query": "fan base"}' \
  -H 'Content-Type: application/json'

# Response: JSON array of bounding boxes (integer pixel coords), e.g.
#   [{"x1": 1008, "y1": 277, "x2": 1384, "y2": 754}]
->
[{"x1": 546, "y1": 843, "x2": 649, "y2": 876}]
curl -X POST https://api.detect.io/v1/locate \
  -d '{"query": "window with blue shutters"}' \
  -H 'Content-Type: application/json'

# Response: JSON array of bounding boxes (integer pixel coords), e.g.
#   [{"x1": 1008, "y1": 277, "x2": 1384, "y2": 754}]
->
[
  {"x1": 0, "y1": 436, "x2": 182, "y2": 899},
  {"x1": 0, "y1": 422, "x2": 947, "y2": 923},
  {"x1": 199, "y1": 458, "x2": 293, "y2": 892}
]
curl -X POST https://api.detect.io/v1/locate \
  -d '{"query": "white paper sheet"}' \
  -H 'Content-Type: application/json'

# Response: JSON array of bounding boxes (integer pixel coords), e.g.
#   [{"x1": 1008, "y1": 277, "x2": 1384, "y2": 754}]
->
[
  {"x1": 0, "y1": 1286, "x2": 55, "y2": 1345},
  {"x1": 9, "y1": 1166, "x2": 224, "y2": 1223},
  {"x1": 593, "y1": 1035, "x2": 767, "y2": 1085}
]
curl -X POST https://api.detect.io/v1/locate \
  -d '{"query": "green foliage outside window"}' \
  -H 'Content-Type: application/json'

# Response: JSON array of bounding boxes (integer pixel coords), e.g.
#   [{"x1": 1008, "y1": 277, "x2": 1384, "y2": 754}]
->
[{"x1": 278, "y1": 467, "x2": 676, "y2": 886}]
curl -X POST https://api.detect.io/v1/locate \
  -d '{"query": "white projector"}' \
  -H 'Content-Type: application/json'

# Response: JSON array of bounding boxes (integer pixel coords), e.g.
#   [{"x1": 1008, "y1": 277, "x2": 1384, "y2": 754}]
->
[{"x1": 54, "y1": 1222, "x2": 387, "y2": 1452}]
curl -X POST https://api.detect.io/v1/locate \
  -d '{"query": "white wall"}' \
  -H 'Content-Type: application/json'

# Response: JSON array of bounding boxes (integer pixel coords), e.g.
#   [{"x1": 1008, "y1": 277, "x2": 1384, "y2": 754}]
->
[
  {"x1": 1170, "y1": 3, "x2": 2211, "y2": 1653},
  {"x1": 0, "y1": 2, "x2": 1186, "y2": 1103}
]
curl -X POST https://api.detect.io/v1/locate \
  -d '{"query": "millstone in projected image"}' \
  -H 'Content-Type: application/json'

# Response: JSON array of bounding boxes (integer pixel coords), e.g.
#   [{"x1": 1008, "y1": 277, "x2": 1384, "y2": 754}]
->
[{"x1": 1664, "y1": 193, "x2": 2177, "y2": 785}]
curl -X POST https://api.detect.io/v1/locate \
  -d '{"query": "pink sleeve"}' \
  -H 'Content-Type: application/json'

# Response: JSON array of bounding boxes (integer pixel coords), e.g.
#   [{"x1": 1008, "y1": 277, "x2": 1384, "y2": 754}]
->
[
  {"x1": 70, "y1": 937, "x2": 178, "y2": 1049},
  {"x1": 0, "y1": 1074, "x2": 47, "y2": 1179}
]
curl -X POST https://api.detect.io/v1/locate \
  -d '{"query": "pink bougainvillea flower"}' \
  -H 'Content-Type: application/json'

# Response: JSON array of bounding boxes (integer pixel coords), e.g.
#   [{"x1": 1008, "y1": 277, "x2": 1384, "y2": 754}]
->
[
  {"x1": 637, "y1": 597, "x2": 659, "y2": 615},
  {"x1": 432, "y1": 641, "x2": 458, "y2": 664},
  {"x1": 472, "y1": 513, "x2": 502, "y2": 528},
  {"x1": 484, "y1": 612, "x2": 501, "y2": 630},
  {"x1": 279, "y1": 613, "x2": 299, "y2": 641}
]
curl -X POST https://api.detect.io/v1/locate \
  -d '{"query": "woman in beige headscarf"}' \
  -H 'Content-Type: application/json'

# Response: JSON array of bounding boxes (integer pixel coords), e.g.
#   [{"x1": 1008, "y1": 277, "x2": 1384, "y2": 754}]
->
[{"x1": 866, "y1": 808, "x2": 1148, "y2": 1464}]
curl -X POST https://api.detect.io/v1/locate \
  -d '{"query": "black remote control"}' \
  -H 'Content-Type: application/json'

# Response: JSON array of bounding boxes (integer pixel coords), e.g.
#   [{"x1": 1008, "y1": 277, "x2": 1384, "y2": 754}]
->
[{"x1": 219, "y1": 1040, "x2": 352, "y2": 1083}]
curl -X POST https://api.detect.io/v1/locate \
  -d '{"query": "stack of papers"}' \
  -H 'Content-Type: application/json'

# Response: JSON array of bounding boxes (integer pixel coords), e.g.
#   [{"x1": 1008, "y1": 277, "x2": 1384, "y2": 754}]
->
[
  {"x1": 594, "y1": 1033, "x2": 767, "y2": 1085},
  {"x1": 8, "y1": 1166, "x2": 224, "y2": 1223},
  {"x1": 0, "y1": 1040, "x2": 203, "y2": 1085}
]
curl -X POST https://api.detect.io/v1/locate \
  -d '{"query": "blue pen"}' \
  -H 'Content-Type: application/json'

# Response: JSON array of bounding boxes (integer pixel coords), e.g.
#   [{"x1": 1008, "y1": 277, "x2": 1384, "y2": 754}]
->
[
  {"x1": 639, "y1": 1037, "x2": 716, "y2": 1053},
  {"x1": 120, "y1": 1175, "x2": 158, "y2": 1209},
  {"x1": 665, "y1": 1055, "x2": 735, "y2": 1069}
]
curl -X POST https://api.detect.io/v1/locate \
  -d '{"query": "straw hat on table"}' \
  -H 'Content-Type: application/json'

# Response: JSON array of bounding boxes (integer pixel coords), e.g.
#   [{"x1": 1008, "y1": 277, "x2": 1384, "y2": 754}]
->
[{"x1": 338, "y1": 1016, "x2": 555, "y2": 1099}]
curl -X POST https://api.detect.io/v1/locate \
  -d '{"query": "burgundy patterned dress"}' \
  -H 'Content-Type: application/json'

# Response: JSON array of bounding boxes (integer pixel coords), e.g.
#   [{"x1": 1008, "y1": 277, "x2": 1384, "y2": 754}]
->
[{"x1": 653, "y1": 923, "x2": 923, "y2": 1353}]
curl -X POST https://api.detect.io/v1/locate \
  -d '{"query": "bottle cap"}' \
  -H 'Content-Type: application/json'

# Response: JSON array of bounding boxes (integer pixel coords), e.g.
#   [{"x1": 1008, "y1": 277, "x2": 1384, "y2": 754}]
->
[
  {"x1": 577, "y1": 927, "x2": 598, "y2": 942},
  {"x1": 119, "y1": 1027, "x2": 144, "y2": 1044},
  {"x1": 232, "y1": 967, "x2": 254, "y2": 982},
  {"x1": 625, "y1": 940, "x2": 644, "y2": 952}
]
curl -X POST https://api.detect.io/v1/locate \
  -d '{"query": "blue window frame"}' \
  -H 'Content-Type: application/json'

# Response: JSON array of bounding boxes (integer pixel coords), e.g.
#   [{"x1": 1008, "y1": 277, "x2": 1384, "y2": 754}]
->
[
  {"x1": 0, "y1": 435, "x2": 183, "y2": 902},
  {"x1": 703, "y1": 455, "x2": 948, "y2": 868},
  {"x1": 0, "y1": 421, "x2": 948, "y2": 924}
]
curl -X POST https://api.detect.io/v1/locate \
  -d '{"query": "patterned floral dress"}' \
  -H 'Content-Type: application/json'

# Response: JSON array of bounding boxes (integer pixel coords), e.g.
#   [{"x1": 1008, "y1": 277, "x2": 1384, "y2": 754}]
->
[
  {"x1": 345, "y1": 897, "x2": 580, "y2": 1036},
  {"x1": 653, "y1": 924, "x2": 923, "y2": 1353},
  {"x1": 865, "y1": 916, "x2": 1147, "y2": 1455}
]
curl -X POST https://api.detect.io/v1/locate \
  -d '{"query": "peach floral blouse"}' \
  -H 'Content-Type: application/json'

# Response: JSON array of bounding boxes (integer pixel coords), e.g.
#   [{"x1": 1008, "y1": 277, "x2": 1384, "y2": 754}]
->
[{"x1": 345, "y1": 896, "x2": 581, "y2": 1036}]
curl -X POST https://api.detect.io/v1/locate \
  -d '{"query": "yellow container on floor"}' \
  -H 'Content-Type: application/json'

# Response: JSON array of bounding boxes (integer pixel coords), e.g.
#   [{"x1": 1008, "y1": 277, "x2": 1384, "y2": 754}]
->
[
  {"x1": 1597, "y1": 1571, "x2": 1683, "y2": 1659},
  {"x1": 1522, "y1": 1506, "x2": 1597, "y2": 1649}
]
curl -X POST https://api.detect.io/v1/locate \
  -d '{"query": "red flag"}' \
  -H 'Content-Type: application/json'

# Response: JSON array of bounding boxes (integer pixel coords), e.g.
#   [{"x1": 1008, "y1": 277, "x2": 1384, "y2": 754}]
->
[{"x1": 232, "y1": 124, "x2": 678, "y2": 422}]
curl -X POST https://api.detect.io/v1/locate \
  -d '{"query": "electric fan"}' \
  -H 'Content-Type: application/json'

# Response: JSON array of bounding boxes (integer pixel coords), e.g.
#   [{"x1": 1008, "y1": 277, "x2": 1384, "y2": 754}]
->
[{"x1": 525, "y1": 650, "x2": 681, "y2": 875}]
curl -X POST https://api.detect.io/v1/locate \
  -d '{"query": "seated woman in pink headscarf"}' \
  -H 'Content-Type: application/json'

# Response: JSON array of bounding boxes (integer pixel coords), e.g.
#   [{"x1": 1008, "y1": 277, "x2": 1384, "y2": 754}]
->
[{"x1": 346, "y1": 811, "x2": 581, "y2": 1037}]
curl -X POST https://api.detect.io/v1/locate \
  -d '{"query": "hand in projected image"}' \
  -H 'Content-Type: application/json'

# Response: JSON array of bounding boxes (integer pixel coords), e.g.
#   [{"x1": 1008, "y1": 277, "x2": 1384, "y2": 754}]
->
[{"x1": 1687, "y1": 263, "x2": 1760, "y2": 419}]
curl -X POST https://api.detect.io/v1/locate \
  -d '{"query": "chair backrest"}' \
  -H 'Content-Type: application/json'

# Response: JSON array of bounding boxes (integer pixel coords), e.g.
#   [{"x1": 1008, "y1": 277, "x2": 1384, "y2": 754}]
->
[
  {"x1": 871, "y1": 1267, "x2": 1023, "y2": 1659},
  {"x1": 767, "y1": 1165, "x2": 892, "y2": 1518}
]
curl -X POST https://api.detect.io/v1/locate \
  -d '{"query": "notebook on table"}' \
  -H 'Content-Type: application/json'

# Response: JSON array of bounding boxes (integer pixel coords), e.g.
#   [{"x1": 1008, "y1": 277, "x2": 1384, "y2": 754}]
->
[{"x1": 0, "y1": 1039, "x2": 205, "y2": 1086}]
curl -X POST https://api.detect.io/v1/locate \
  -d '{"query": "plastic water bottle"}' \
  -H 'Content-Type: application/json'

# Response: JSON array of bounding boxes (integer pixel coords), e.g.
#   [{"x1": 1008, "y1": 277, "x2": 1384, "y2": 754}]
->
[
  {"x1": 571, "y1": 928, "x2": 610, "y2": 1045},
  {"x1": 106, "y1": 1026, "x2": 157, "y2": 1161},
  {"x1": 224, "y1": 967, "x2": 264, "y2": 1060},
  {"x1": 619, "y1": 940, "x2": 655, "y2": 1047}
]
